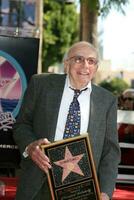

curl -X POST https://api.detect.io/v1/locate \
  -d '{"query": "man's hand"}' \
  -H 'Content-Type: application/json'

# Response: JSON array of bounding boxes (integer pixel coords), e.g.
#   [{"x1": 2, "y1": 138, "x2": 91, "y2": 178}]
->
[
  {"x1": 101, "y1": 193, "x2": 110, "y2": 200},
  {"x1": 27, "y1": 138, "x2": 51, "y2": 173}
]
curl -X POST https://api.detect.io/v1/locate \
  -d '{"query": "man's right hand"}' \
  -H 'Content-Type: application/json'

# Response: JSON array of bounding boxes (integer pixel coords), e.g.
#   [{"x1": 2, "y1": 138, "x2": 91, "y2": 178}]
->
[{"x1": 26, "y1": 138, "x2": 51, "y2": 173}]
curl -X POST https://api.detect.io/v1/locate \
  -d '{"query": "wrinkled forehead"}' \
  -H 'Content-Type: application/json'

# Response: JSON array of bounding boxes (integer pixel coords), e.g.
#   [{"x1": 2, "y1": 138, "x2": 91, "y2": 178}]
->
[{"x1": 67, "y1": 43, "x2": 98, "y2": 59}]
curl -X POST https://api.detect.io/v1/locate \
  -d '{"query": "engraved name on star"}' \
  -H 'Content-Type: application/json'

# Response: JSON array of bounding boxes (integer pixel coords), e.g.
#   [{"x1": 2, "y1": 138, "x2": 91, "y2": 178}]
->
[{"x1": 54, "y1": 146, "x2": 84, "y2": 182}]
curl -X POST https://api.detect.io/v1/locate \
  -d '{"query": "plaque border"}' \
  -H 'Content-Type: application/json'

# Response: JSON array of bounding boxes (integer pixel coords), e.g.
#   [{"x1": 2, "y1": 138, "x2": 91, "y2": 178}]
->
[{"x1": 41, "y1": 134, "x2": 101, "y2": 200}]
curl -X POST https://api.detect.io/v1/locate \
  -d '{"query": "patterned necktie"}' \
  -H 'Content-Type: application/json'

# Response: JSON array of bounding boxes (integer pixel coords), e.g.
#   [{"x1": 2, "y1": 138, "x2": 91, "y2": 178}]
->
[{"x1": 63, "y1": 89, "x2": 82, "y2": 139}]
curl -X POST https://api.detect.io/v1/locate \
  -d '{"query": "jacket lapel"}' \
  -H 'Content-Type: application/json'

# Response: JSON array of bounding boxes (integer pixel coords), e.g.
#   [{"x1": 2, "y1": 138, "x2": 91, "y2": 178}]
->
[
  {"x1": 87, "y1": 85, "x2": 103, "y2": 147},
  {"x1": 46, "y1": 75, "x2": 66, "y2": 141}
]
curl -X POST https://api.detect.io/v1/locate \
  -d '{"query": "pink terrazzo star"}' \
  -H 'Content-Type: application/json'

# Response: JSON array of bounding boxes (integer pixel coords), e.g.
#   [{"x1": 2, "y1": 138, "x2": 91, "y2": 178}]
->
[{"x1": 54, "y1": 146, "x2": 84, "y2": 182}]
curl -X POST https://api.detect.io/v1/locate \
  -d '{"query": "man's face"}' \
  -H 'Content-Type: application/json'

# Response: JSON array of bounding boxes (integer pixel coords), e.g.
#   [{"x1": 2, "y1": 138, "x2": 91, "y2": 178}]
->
[
  {"x1": 123, "y1": 92, "x2": 134, "y2": 110},
  {"x1": 65, "y1": 44, "x2": 98, "y2": 89}
]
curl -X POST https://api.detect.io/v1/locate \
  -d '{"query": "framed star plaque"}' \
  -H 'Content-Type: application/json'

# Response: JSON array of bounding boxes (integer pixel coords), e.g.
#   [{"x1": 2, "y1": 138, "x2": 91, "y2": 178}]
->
[{"x1": 41, "y1": 134, "x2": 101, "y2": 200}]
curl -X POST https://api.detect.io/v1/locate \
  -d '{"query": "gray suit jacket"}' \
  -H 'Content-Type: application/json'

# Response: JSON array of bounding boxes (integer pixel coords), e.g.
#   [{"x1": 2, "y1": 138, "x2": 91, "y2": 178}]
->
[{"x1": 13, "y1": 73, "x2": 120, "y2": 199}]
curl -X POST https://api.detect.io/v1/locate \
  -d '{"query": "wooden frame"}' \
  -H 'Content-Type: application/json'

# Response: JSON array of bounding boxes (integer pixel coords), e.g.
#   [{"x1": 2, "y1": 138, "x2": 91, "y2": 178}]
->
[{"x1": 41, "y1": 134, "x2": 101, "y2": 200}]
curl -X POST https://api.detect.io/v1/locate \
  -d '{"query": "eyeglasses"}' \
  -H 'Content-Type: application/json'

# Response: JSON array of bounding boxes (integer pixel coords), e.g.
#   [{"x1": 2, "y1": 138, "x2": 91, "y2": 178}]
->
[
  {"x1": 67, "y1": 55, "x2": 98, "y2": 66},
  {"x1": 123, "y1": 97, "x2": 134, "y2": 101}
]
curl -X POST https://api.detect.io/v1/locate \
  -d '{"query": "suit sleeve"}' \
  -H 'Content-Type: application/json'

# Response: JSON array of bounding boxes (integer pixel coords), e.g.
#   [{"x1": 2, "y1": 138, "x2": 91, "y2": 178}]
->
[
  {"x1": 98, "y1": 97, "x2": 121, "y2": 198},
  {"x1": 13, "y1": 75, "x2": 38, "y2": 155}
]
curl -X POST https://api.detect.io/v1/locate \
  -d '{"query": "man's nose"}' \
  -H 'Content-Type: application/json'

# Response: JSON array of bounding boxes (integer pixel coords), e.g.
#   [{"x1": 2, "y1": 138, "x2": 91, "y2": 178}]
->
[{"x1": 83, "y1": 59, "x2": 89, "y2": 67}]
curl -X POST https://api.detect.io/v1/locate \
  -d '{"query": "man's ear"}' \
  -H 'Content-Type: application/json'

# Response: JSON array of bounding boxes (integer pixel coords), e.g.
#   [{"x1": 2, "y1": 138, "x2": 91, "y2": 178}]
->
[{"x1": 64, "y1": 60, "x2": 69, "y2": 74}]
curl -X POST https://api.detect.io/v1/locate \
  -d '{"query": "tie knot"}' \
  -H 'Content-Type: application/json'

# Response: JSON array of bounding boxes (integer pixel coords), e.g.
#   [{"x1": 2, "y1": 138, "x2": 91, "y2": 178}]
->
[
  {"x1": 74, "y1": 89, "x2": 81, "y2": 98},
  {"x1": 72, "y1": 88, "x2": 88, "y2": 98}
]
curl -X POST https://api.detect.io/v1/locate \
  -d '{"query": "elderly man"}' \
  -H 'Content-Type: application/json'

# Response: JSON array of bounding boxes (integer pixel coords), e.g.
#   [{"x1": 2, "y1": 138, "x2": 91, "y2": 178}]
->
[{"x1": 13, "y1": 41, "x2": 120, "y2": 200}]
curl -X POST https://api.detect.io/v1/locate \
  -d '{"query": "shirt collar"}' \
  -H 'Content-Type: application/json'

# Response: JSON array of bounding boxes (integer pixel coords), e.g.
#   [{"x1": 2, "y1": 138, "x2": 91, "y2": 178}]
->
[{"x1": 65, "y1": 75, "x2": 92, "y2": 93}]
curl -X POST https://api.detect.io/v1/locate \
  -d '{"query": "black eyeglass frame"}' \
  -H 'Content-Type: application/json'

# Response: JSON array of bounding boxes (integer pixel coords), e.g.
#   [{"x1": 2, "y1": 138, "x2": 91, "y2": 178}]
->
[
  {"x1": 67, "y1": 55, "x2": 98, "y2": 66},
  {"x1": 123, "y1": 97, "x2": 134, "y2": 101}
]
